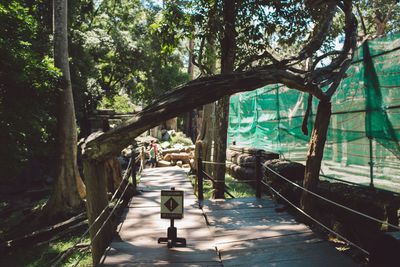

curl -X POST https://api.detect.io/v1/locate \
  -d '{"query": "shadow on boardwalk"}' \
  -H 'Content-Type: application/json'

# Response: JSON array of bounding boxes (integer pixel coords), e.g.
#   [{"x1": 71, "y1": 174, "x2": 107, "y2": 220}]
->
[
  {"x1": 100, "y1": 166, "x2": 359, "y2": 267},
  {"x1": 100, "y1": 167, "x2": 221, "y2": 266}
]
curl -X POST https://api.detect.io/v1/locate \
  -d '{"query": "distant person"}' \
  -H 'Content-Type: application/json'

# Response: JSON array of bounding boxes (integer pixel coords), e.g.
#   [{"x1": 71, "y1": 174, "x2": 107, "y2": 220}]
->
[{"x1": 148, "y1": 140, "x2": 157, "y2": 168}]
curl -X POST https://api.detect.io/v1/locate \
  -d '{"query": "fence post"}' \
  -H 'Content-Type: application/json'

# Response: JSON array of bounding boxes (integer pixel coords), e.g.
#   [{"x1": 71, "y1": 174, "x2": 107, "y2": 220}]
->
[
  {"x1": 141, "y1": 147, "x2": 145, "y2": 170},
  {"x1": 368, "y1": 137, "x2": 374, "y2": 188},
  {"x1": 197, "y1": 158, "x2": 204, "y2": 201},
  {"x1": 255, "y1": 150, "x2": 262, "y2": 198},
  {"x1": 131, "y1": 145, "x2": 137, "y2": 189}
]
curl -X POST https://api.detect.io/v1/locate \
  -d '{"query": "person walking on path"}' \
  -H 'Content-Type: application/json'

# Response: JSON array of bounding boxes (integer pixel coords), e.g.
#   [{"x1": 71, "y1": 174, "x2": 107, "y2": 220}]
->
[{"x1": 148, "y1": 140, "x2": 158, "y2": 168}]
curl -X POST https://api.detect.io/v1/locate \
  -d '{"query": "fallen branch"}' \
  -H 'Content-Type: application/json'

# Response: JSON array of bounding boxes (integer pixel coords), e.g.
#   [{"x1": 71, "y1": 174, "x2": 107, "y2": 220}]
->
[{"x1": 1, "y1": 212, "x2": 87, "y2": 252}]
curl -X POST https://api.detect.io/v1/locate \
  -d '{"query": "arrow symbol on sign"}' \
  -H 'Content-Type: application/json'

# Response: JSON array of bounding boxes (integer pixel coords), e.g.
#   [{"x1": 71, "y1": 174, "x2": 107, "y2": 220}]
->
[{"x1": 164, "y1": 197, "x2": 179, "y2": 212}]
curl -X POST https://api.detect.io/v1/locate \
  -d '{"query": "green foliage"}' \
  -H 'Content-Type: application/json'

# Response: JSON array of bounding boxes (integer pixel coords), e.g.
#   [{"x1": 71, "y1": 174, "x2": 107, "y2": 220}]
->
[
  {"x1": 170, "y1": 132, "x2": 193, "y2": 146},
  {"x1": 0, "y1": 1, "x2": 60, "y2": 180},
  {"x1": 188, "y1": 173, "x2": 255, "y2": 199},
  {"x1": 98, "y1": 94, "x2": 136, "y2": 113},
  {"x1": 69, "y1": 0, "x2": 190, "y2": 116},
  {"x1": 356, "y1": 0, "x2": 400, "y2": 35},
  {"x1": 2, "y1": 234, "x2": 91, "y2": 267}
]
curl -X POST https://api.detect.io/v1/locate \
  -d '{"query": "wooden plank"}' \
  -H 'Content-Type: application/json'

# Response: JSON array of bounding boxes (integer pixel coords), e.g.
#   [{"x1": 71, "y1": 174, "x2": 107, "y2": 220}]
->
[
  {"x1": 101, "y1": 167, "x2": 222, "y2": 267},
  {"x1": 202, "y1": 197, "x2": 358, "y2": 267},
  {"x1": 202, "y1": 198, "x2": 275, "y2": 211},
  {"x1": 219, "y1": 237, "x2": 356, "y2": 267},
  {"x1": 212, "y1": 225, "x2": 312, "y2": 242}
]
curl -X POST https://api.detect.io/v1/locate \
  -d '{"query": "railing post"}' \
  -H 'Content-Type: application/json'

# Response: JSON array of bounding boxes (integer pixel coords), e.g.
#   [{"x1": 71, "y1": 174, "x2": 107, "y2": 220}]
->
[
  {"x1": 141, "y1": 146, "x2": 145, "y2": 170},
  {"x1": 197, "y1": 158, "x2": 204, "y2": 201},
  {"x1": 255, "y1": 150, "x2": 262, "y2": 198},
  {"x1": 131, "y1": 145, "x2": 137, "y2": 188},
  {"x1": 368, "y1": 137, "x2": 374, "y2": 188}
]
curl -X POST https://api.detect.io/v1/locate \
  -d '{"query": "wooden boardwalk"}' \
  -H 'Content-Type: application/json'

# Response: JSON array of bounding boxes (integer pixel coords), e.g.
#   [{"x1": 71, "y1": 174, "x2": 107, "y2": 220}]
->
[
  {"x1": 202, "y1": 198, "x2": 358, "y2": 267},
  {"x1": 101, "y1": 166, "x2": 358, "y2": 266},
  {"x1": 100, "y1": 166, "x2": 222, "y2": 266}
]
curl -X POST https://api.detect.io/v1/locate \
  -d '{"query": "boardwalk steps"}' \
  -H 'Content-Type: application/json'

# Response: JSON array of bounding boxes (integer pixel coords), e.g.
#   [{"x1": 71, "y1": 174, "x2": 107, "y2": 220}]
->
[{"x1": 100, "y1": 166, "x2": 358, "y2": 266}]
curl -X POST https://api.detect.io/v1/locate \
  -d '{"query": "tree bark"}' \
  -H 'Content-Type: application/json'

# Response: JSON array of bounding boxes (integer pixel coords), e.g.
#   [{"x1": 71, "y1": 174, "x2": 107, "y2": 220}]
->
[
  {"x1": 195, "y1": 9, "x2": 217, "y2": 176},
  {"x1": 213, "y1": 96, "x2": 230, "y2": 198},
  {"x1": 43, "y1": 0, "x2": 85, "y2": 220},
  {"x1": 83, "y1": 159, "x2": 113, "y2": 266},
  {"x1": 183, "y1": 37, "x2": 195, "y2": 138},
  {"x1": 300, "y1": 100, "x2": 332, "y2": 215},
  {"x1": 82, "y1": 63, "x2": 314, "y2": 163},
  {"x1": 105, "y1": 156, "x2": 122, "y2": 193},
  {"x1": 196, "y1": 103, "x2": 214, "y2": 174},
  {"x1": 213, "y1": 0, "x2": 237, "y2": 198},
  {"x1": 374, "y1": 0, "x2": 396, "y2": 36}
]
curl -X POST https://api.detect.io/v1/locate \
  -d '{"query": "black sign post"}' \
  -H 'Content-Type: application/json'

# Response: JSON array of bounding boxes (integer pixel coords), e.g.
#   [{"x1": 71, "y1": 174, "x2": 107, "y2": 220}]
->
[{"x1": 158, "y1": 187, "x2": 186, "y2": 248}]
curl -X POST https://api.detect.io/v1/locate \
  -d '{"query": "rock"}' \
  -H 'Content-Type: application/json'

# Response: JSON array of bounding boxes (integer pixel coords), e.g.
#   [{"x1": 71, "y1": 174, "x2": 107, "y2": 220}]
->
[
  {"x1": 163, "y1": 154, "x2": 172, "y2": 161},
  {"x1": 189, "y1": 158, "x2": 195, "y2": 167},
  {"x1": 160, "y1": 148, "x2": 181, "y2": 155},
  {"x1": 157, "y1": 160, "x2": 172, "y2": 167},
  {"x1": 121, "y1": 145, "x2": 133, "y2": 157},
  {"x1": 161, "y1": 141, "x2": 170, "y2": 149},
  {"x1": 168, "y1": 129, "x2": 176, "y2": 137},
  {"x1": 185, "y1": 145, "x2": 195, "y2": 152},
  {"x1": 170, "y1": 152, "x2": 191, "y2": 163},
  {"x1": 173, "y1": 143, "x2": 184, "y2": 150}
]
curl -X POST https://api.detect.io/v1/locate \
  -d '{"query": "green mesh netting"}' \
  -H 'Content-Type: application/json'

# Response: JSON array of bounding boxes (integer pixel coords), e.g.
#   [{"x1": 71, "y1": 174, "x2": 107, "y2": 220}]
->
[{"x1": 228, "y1": 35, "x2": 400, "y2": 193}]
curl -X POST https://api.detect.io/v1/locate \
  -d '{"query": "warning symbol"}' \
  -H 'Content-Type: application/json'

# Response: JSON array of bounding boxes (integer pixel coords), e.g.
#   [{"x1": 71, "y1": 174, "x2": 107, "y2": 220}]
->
[
  {"x1": 164, "y1": 197, "x2": 179, "y2": 212},
  {"x1": 160, "y1": 190, "x2": 184, "y2": 219}
]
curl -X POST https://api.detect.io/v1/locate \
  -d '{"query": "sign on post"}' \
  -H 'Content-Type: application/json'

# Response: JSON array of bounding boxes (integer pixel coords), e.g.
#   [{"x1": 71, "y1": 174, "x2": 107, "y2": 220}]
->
[{"x1": 160, "y1": 190, "x2": 184, "y2": 219}]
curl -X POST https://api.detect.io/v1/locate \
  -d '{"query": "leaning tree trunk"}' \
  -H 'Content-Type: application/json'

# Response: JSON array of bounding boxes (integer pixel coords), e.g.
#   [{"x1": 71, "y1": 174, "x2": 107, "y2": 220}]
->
[
  {"x1": 213, "y1": 0, "x2": 236, "y2": 198},
  {"x1": 300, "y1": 100, "x2": 332, "y2": 215},
  {"x1": 43, "y1": 0, "x2": 85, "y2": 220}
]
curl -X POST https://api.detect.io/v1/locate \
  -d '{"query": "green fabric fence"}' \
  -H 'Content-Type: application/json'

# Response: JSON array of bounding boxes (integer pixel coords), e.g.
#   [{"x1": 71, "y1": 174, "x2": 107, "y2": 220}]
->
[{"x1": 228, "y1": 34, "x2": 400, "y2": 193}]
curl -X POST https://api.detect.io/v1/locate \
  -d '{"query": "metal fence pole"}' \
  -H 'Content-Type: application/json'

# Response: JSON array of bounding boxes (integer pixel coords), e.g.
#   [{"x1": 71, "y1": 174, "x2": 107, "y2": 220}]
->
[
  {"x1": 131, "y1": 144, "x2": 137, "y2": 188},
  {"x1": 197, "y1": 158, "x2": 204, "y2": 201},
  {"x1": 369, "y1": 137, "x2": 374, "y2": 188},
  {"x1": 255, "y1": 150, "x2": 262, "y2": 198}
]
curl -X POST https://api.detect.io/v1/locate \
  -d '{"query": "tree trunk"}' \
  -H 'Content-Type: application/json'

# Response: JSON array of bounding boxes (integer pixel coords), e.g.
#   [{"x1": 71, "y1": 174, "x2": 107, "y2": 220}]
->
[
  {"x1": 105, "y1": 156, "x2": 122, "y2": 193},
  {"x1": 83, "y1": 159, "x2": 113, "y2": 266},
  {"x1": 213, "y1": 0, "x2": 236, "y2": 198},
  {"x1": 43, "y1": 0, "x2": 85, "y2": 220},
  {"x1": 196, "y1": 103, "x2": 214, "y2": 174},
  {"x1": 374, "y1": 0, "x2": 396, "y2": 36},
  {"x1": 183, "y1": 37, "x2": 195, "y2": 137},
  {"x1": 195, "y1": 14, "x2": 217, "y2": 176},
  {"x1": 213, "y1": 96, "x2": 230, "y2": 198},
  {"x1": 300, "y1": 100, "x2": 332, "y2": 215}
]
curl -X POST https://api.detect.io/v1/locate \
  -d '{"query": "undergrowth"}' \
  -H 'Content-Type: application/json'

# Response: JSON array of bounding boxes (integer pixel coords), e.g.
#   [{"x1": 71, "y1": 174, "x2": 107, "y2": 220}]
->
[
  {"x1": 1, "y1": 196, "x2": 92, "y2": 267},
  {"x1": 188, "y1": 172, "x2": 255, "y2": 199}
]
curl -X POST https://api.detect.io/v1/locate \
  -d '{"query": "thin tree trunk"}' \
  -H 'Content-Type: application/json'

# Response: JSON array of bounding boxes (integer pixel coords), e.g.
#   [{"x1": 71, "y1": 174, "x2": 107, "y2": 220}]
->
[
  {"x1": 213, "y1": 96, "x2": 230, "y2": 198},
  {"x1": 300, "y1": 100, "x2": 331, "y2": 215},
  {"x1": 196, "y1": 103, "x2": 214, "y2": 174},
  {"x1": 43, "y1": 0, "x2": 85, "y2": 220},
  {"x1": 183, "y1": 38, "x2": 195, "y2": 137},
  {"x1": 213, "y1": 0, "x2": 236, "y2": 198},
  {"x1": 196, "y1": 17, "x2": 217, "y2": 176},
  {"x1": 374, "y1": 0, "x2": 396, "y2": 36}
]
